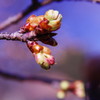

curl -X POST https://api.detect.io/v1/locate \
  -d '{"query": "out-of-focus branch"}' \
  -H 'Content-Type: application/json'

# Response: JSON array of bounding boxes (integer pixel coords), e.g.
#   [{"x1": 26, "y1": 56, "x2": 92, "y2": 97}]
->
[
  {"x1": 0, "y1": 69, "x2": 85, "y2": 99},
  {"x1": 0, "y1": 70, "x2": 62, "y2": 83}
]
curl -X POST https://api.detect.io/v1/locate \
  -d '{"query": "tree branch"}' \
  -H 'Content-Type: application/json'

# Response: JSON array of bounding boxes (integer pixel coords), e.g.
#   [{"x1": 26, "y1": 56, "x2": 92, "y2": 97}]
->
[
  {"x1": 0, "y1": 31, "x2": 36, "y2": 42},
  {"x1": 0, "y1": 69, "x2": 86, "y2": 99},
  {"x1": 0, "y1": 31, "x2": 57, "y2": 43},
  {"x1": 0, "y1": 70, "x2": 62, "y2": 83}
]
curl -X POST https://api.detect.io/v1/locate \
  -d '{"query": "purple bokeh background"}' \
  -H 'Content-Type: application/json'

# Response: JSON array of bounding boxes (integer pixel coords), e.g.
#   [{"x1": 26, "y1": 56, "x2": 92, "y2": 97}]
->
[{"x1": 0, "y1": 0, "x2": 100, "y2": 100}]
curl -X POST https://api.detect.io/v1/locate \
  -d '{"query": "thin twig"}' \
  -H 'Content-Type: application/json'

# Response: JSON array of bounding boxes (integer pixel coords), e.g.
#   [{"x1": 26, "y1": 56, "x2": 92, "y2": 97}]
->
[
  {"x1": 0, "y1": 31, "x2": 36, "y2": 42},
  {"x1": 0, "y1": 31, "x2": 57, "y2": 43}
]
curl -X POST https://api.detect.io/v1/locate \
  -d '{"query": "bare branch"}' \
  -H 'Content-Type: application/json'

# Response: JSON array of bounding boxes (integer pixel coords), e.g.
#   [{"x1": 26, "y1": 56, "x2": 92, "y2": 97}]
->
[
  {"x1": 0, "y1": 69, "x2": 85, "y2": 99},
  {"x1": 0, "y1": 31, "x2": 36, "y2": 42},
  {"x1": 0, "y1": 31, "x2": 57, "y2": 45},
  {"x1": 0, "y1": 70, "x2": 62, "y2": 83}
]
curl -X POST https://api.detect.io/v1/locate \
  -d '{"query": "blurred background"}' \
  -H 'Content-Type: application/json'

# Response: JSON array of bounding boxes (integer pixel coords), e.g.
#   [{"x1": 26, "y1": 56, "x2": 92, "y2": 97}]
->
[{"x1": 0, "y1": 0, "x2": 100, "y2": 100}]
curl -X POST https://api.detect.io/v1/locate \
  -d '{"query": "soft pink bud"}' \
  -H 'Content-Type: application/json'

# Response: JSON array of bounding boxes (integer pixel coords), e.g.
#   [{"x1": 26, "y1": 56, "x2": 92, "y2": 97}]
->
[
  {"x1": 27, "y1": 41, "x2": 55, "y2": 70},
  {"x1": 34, "y1": 53, "x2": 55, "y2": 70},
  {"x1": 73, "y1": 81, "x2": 85, "y2": 98},
  {"x1": 44, "y1": 9, "x2": 62, "y2": 31}
]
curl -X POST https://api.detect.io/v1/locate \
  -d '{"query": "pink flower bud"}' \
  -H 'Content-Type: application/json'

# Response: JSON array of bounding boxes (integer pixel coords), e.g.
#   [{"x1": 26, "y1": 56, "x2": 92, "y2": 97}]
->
[
  {"x1": 44, "y1": 9, "x2": 62, "y2": 31},
  {"x1": 27, "y1": 41, "x2": 55, "y2": 70},
  {"x1": 34, "y1": 53, "x2": 55, "y2": 70},
  {"x1": 73, "y1": 81, "x2": 85, "y2": 98}
]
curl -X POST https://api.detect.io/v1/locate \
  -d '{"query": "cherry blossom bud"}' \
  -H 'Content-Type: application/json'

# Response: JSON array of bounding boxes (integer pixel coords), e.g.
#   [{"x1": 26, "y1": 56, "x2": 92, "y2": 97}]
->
[
  {"x1": 60, "y1": 80, "x2": 70, "y2": 91},
  {"x1": 42, "y1": 46, "x2": 51, "y2": 54},
  {"x1": 33, "y1": 45, "x2": 43, "y2": 54},
  {"x1": 73, "y1": 81, "x2": 85, "y2": 98},
  {"x1": 57, "y1": 90, "x2": 65, "y2": 99},
  {"x1": 27, "y1": 41, "x2": 55, "y2": 70},
  {"x1": 26, "y1": 15, "x2": 44, "y2": 29},
  {"x1": 44, "y1": 9, "x2": 62, "y2": 31},
  {"x1": 34, "y1": 53, "x2": 55, "y2": 70},
  {"x1": 20, "y1": 10, "x2": 62, "y2": 34}
]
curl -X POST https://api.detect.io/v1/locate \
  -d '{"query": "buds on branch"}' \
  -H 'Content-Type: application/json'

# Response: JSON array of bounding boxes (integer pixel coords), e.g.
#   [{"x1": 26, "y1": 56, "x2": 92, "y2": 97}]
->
[
  {"x1": 27, "y1": 41, "x2": 55, "y2": 69},
  {"x1": 20, "y1": 9, "x2": 62, "y2": 34},
  {"x1": 0, "y1": 9, "x2": 62, "y2": 70},
  {"x1": 57, "y1": 80, "x2": 85, "y2": 99},
  {"x1": 22, "y1": 9, "x2": 62, "y2": 69}
]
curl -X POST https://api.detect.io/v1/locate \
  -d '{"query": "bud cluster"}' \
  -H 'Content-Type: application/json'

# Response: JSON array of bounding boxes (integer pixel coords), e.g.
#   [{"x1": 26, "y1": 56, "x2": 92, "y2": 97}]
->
[
  {"x1": 27, "y1": 41, "x2": 55, "y2": 70},
  {"x1": 56, "y1": 80, "x2": 85, "y2": 99},
  {"x1": 19, "y1": 9, "x2": 62, "y2": 69},
  {"x1": 20, "y1": 9, "x2": 62, "y2": 34}
]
